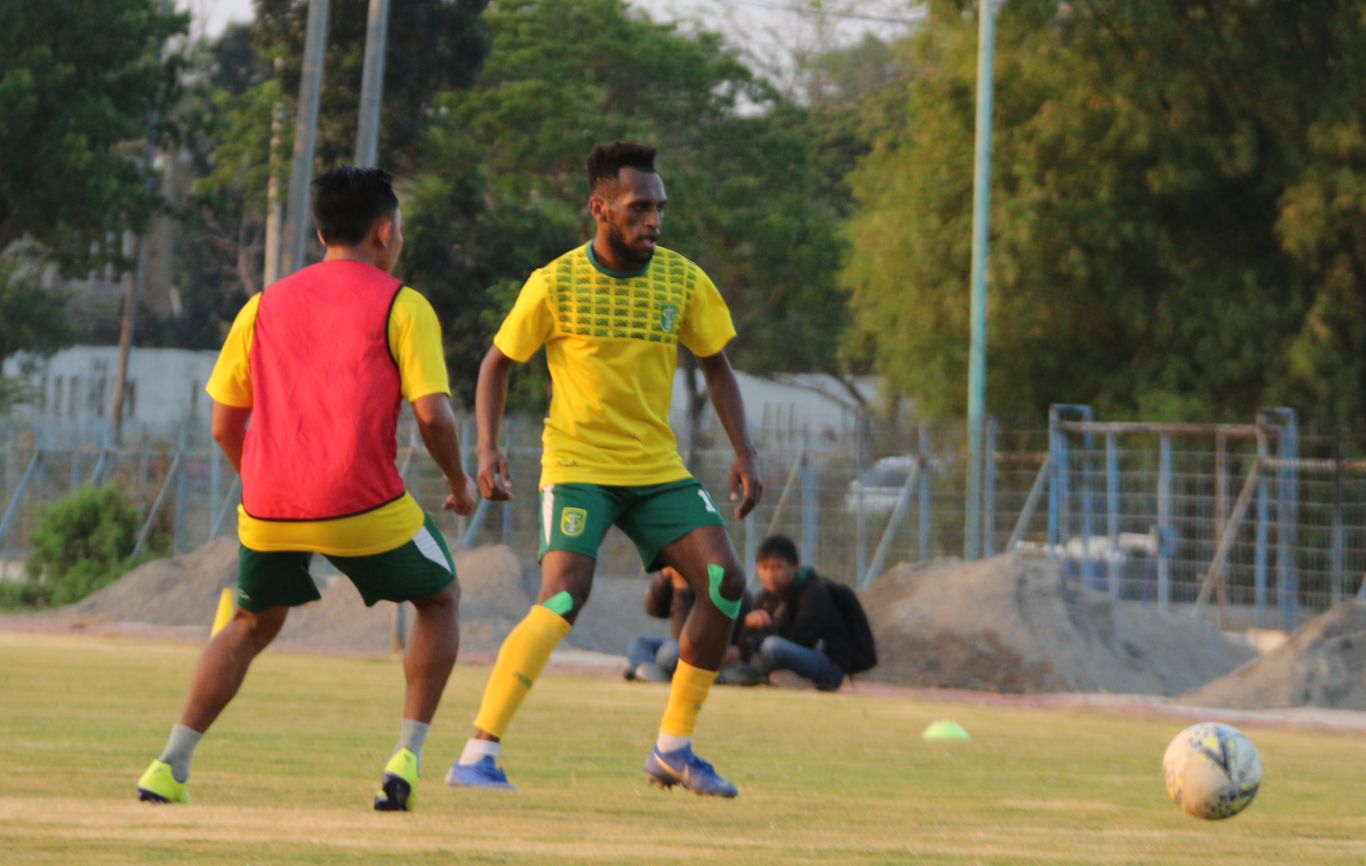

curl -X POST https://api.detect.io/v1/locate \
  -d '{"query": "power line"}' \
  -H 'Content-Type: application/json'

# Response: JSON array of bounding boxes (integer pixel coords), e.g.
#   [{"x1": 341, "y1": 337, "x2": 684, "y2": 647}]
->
[{"x1": 725, "y1": 0, "x2": 925, "y2": 26}]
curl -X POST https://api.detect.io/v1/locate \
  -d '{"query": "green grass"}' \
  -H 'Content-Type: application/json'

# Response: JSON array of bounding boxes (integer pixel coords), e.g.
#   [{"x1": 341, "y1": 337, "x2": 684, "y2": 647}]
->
[{"x1": 2, "y1": 631, "x2": 1363, "y2": 866}]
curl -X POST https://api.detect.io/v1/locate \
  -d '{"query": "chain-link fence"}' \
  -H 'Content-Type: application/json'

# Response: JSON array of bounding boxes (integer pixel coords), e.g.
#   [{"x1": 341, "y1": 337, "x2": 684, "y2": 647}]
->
[{"x1": 3, "y1": 406, "x2": 1362, "y2": 627}]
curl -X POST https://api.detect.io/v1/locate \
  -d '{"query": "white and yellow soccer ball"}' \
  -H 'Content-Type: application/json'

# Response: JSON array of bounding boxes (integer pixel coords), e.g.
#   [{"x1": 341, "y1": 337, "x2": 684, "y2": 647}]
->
[{"x1": 1162, "y1": 722, "x2": 1262, "y2": 820}]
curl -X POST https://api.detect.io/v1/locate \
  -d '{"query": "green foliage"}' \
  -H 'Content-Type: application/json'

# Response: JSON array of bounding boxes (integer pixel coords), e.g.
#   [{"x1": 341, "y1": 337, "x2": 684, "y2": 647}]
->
[
  {"x1": 23, "y1": 485, "x2": 149, "y2": 607},
  {"x1": 0, "y1": 0, "x2": 187, "y2": 273},
  {"x1": 405, "y1": 0, "x2": 853, "y2": 403},
  {"x1": 0, "y1": 252, "x2": 75, "y2": 411},
  {"x1": 846, "y1": 0, "x2": 1366, "y2": 421}
]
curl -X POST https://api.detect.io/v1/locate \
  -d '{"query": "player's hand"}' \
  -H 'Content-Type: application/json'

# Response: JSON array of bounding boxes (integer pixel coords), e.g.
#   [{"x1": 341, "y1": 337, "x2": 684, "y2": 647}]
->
[
  {"x1": 744, "y1": 609, "x2": 772, "y2": 630},
  {"x1": 477, "y1": 447, "x2": 514, "y2": 501},
  {"x1": 729, "y1": 451, "x2": 763, "y2": 519},
  {"x1": 443, "y1": 474, "x2": 478, "y2": 516}
]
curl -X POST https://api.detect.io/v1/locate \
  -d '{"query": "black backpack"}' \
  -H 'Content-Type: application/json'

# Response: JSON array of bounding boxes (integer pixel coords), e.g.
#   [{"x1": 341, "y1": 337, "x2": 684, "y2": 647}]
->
[{"x1": 822, "y1": 578, "x2": 878, "y2": 674}]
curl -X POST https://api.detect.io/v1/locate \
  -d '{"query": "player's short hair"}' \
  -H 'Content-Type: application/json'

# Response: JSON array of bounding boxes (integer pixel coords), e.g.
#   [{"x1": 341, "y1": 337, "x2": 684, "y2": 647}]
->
[
  {"x1": 311, "y1": 166, "x2": 399, "y2": 246},
  {"x1": 757, "y1": 534, "x2": 800, "y2": 565},
  {"x1": 587, "y1": 141, "x2": 657, "y2": 192}
]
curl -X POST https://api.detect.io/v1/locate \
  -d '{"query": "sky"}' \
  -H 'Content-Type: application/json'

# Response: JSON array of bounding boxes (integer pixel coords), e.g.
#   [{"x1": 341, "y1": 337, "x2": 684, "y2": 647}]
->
[{"x1": 177, "y1": 0, "x2": 919, "y2": 70}]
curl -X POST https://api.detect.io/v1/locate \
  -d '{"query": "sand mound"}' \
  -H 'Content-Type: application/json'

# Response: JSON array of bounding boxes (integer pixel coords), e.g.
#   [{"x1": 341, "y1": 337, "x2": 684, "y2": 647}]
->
[
  {"x1": 860, "y1": 554, "x2": 1256, "y2": 695},
  {"x1": 68, "y1": 535, "x2": 240, "y2": 624},
  {"x1": 58, "y1": 537, "x2": 661, "y2": 659},
  {"x1": 1180, "y1": 600, "x2": 1366, "y2": 710}
]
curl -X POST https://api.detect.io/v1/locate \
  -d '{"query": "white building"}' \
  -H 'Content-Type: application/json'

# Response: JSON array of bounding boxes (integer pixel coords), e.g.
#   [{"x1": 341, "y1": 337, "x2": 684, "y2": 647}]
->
[{"x1": 3, "y1": 345, "x2": 219, "y2": 438}]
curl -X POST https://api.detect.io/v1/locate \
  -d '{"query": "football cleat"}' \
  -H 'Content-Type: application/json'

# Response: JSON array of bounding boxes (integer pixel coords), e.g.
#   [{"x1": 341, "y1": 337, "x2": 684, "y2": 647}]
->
[
  {"x1": 445, "y1": 755, "x2": 516, "y2": 790},
  {"x1": 644, "y1": 745, "x2": 738, "y2": 797},
  {"x1": 374, "y1": 747, "x2": 419, "y2": 812},
  {"x1": 137, "y1": 760, "x2": 190, "y2": 804}
]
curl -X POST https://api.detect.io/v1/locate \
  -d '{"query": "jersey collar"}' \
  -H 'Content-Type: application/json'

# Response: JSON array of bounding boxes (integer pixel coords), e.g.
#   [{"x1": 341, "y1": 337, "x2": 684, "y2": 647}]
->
[{"x1": 586, "y1": 241, "x2": 652, "y2": 279}]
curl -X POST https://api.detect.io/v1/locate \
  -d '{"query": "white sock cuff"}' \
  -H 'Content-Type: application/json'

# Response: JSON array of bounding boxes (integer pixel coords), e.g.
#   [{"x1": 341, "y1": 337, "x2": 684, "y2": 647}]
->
[
  {"x1": 655, "y1": 733, "x2": 691, "y2": 754},
  {"x1": 459, "y1": 738, "x2": 500, "y2": 766}
]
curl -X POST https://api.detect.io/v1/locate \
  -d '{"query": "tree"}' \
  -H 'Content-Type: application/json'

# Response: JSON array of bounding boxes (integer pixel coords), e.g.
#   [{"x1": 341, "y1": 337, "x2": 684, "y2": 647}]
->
[
  {"x1": 160, "y1": 1, "x2": 492, "y2": 343},
  {"x1": 405, "y1": 0, "x2": 853, "y2": 408},
  {"x1": 845, "y1": 0, "x2": 1365, "y2": 421},
  {"x1": 0, "y1": 0, "x2": 187, "y2": 273},
  {"x1": 0, "y1": 252, "x2": 75, "y2": 412}
]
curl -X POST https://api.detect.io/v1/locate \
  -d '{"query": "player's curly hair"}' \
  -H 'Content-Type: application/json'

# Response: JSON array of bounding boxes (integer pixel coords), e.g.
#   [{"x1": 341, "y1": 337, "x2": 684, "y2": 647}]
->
[{"x1": 587, "y1": 141, "x2": 657, "y2": 192}]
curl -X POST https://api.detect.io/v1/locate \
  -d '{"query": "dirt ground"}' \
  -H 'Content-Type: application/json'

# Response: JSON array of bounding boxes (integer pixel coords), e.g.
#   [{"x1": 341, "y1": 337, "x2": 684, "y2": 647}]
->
[
  {"x1": 1180, "y1": 599, "x2": 1366, "y2": 711},
  {"x1": 858, "y1": 554, "x2": 1257, "y2": 697},
  {"x1": 13, "y1": 540, "x2": 1364, "y2": 711}
]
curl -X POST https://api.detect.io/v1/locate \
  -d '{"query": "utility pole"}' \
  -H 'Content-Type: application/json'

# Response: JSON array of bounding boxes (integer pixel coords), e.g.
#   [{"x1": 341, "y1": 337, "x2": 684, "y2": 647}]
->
[
  {"x1": 110, "y1": 114, "x2": 161, "y2": 445},
  {"x1": 963, "y1": 0, "x2": 998, "y2": 560},
  {"x1": 355, "y1": 0, "x2": 390, "y2": 167},
  {"x1": 281, "y1": 0, "x2": 330, "y2": 277},
  {"x1": 109, "y1": 237, "x2": 146, "y2": 446},
  {"x1": 263, "y1": 57, "x2": 286, "y2": 287}
]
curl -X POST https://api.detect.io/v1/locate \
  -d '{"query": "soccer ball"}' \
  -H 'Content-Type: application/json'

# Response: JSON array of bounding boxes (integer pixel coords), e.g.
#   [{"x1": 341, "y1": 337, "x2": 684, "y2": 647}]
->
[{"x1": 1162, "y1": 722, "x2": 1262, "y2": 820}]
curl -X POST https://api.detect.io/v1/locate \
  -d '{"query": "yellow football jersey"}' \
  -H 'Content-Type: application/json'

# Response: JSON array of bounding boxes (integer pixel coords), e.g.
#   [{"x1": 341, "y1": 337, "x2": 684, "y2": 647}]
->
[{"x1": 494, "y1": 243, "x2": 736, "y2": 487}]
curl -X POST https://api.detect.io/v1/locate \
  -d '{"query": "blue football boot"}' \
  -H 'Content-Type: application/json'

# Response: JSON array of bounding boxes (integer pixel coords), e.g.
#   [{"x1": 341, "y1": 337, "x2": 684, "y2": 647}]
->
[
  {"x1": 644, "y1": 745, "x2": 739, "y2": 797},
  {"x1": 445, "y1": 756, "x2": 516, "y2": 790}
]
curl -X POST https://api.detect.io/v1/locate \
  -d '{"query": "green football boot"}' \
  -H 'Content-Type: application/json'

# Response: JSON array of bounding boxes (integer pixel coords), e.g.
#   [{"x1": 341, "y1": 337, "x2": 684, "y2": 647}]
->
[
  {"x1": 137, "y1": 760, "x2": 190, "y2": 804},
  {"x1": 374, "y1": 747, "x2": 419, "y2": 812}
]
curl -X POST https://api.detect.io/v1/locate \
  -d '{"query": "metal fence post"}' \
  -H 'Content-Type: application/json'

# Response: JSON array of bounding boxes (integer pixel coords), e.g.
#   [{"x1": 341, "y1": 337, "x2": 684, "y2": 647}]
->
[
  {"x1": 1105, "y1": 432, "x2": 1119, "y2": 599},
  {"x1": 1157, "y1": 433, "x2": 1172, "y2": 614},
  {"x1": 1331, "y1": 429, "x2": 1345, "y2": 606},
  {"x1": 1047, "y1": 407, "x2": 1061, "y2": 559},
  {"x1": 1077, "y1": 413, "x2": 1096, "y2": 587},
  {"x1": 1254, "y1": 425, "x2": 1270, "y2": 627},
  {"x1": 1272, "y1": 409, "x2": 1299, "y2": 629},
  {"x1": 800, "y1": 430, "x2": 816, "y2": 566},
  {"x1": 917, "y1": 421, "x2": 932, "y2": 562},
  {"x1": 983, "y1": 418, "x2": 998, "y2": 557}
]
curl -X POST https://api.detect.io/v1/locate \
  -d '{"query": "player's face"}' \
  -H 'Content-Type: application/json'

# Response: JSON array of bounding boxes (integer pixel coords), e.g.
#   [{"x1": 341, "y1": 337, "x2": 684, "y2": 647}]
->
[
  {"x1": 594, "y1": 167, "x2": 667, "y2": 268},
  {"x1": 756, "y1": 557, "x2": 799, "y2": 594}
]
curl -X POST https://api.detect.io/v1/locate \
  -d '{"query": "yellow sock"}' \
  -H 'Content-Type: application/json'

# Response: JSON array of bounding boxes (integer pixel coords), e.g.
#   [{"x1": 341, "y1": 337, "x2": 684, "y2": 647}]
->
[
  {"x1": 472, "y1": 605, "x2": 572, "y2": 738},
  {"x1": 659, "y1": 660, "x2": 718, "y2": 739}
]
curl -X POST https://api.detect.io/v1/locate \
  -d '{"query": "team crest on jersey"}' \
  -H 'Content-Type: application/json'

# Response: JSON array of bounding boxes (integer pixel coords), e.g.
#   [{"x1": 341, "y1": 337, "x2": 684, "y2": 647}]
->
[
  {"x1": 659, "y1": 304, "x2": 679, "y2": 333},
  {"x1": 560, "y1": 507, "x2": 588, "y2": 537}
]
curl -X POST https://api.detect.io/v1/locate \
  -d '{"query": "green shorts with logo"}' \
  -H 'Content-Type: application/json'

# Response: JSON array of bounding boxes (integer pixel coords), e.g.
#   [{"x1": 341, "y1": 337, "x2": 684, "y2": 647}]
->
[
  {"x1": 539, "y1": 478, "x2": 727, "y2": 571},
  {"x1": 236, "y1": 512, "x2": 456, "y2": 612}
]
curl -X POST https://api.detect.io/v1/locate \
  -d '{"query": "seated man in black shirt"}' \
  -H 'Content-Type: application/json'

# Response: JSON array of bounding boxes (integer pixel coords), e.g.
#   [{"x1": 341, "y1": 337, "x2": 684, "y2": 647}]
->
[{"x1": 742, "y1": 534, "x2": 853, "y2": 691}]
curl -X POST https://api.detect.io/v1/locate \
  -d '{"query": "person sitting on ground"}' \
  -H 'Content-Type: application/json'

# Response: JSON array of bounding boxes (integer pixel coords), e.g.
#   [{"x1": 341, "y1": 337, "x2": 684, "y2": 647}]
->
[
  {"x1": 623, "y1": 567, "x2": 687, "y2": 682},
  {"x1": 742, "y1": 534, "x2": 862, "y2": 691},
  {"x1": 625, "y1": 566, "x2": 759, "y2": 684}
]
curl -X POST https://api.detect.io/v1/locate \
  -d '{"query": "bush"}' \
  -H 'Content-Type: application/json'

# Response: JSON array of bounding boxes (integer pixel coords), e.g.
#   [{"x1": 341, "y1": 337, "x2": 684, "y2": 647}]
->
[{"x1": 24, "y1": 485, "x2": 147, "y2": 606}]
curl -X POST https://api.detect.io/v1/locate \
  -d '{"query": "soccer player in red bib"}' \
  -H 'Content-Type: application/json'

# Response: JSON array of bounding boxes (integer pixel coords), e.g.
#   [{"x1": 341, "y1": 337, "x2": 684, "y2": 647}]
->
[
  {"x1": 136, "y1": 168, "x2": 476, "y2": 812},
  {"x1": 446, "y1": 142, "x2": 763, "y2": 797}
]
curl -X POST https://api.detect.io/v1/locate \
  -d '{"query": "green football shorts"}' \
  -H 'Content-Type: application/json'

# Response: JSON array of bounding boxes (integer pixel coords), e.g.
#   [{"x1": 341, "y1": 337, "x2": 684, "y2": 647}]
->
[
  {"x1": 538, "y1": 478, "x2": 727, "y2": 570},
  {"x1": 236, "y1": 512, "x2": 456, "y2": 612}
]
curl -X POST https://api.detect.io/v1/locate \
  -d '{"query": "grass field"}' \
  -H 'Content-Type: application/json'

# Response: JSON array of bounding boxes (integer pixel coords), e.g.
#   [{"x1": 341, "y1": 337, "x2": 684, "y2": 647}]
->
[{"x1": 2, "y1": 631, "x2": 1363, "y2": 865}]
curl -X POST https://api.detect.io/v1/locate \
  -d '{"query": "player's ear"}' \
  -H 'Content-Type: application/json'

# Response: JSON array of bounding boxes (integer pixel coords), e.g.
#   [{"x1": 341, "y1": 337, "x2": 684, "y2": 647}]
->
[
  {"x1": 588, "y1": 194, "x2": 607, "y2": 224},
  {"x1": 374, "y1": 215, "x2": 395, "y2": 248}
]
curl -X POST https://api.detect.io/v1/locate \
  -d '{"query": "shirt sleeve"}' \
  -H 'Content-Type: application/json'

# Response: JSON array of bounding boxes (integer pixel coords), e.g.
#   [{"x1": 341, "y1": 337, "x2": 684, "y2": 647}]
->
[
  {"x1": 205, "y1": 293, "x2": 261, "y2": 408},
  {"x1": 678, "y1": 267, "x2": 736, "y2": 357},
  {"x1": 493, "y1": 270, "x2": 554, "y2": 363},
  {"x1": 388, "y1": 287, "x2": 452, "y2": 402}
]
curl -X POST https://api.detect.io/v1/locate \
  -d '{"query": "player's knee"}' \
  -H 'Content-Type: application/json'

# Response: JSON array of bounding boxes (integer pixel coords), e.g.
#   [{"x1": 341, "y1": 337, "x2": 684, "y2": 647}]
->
[
  {"x1": 241, "y1": 607, "x2": 286, "y2": 648},
  {"x1": 714, "y1": 567, "x2": 746, "y2": 603},
  {"x1": 704, "y1": 563, "x2": 745, "y2": 620},
  {"x1": 758, "y1": 634, "x2": 784, "y2": 658}
]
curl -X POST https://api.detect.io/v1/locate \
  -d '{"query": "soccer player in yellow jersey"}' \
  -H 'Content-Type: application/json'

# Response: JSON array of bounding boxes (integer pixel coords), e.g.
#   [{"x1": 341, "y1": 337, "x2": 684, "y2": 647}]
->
[
  {"x1": 446, "y1": 142, "x2": 763, "y2": 797},
  {"x1": 135, "y1": 168, "x2": 476, "y2": 812}
]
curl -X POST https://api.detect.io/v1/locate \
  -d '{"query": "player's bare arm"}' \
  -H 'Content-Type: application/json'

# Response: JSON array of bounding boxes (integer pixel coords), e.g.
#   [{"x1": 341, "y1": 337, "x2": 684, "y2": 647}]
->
[
  {"x1": 210, "y1": 402, "x2": 252, "y2": 474},
  {"x1": 698, "y1": 350, "x2": 763, "y2": 518},
  {"x1": 474, "y1": 345, "x2": 516, "y2": 500},
  {"x1": 412, "y1": 393, "x2": 477, "y2": 515}
]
